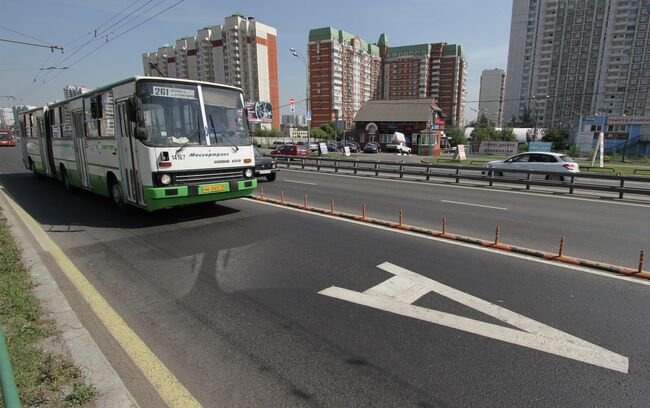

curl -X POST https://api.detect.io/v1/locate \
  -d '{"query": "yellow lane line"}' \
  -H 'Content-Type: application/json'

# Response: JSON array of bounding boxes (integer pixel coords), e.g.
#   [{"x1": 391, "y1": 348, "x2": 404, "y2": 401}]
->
[{"x1": 0, "y1": 188, "x2": 201, "y2": 408}]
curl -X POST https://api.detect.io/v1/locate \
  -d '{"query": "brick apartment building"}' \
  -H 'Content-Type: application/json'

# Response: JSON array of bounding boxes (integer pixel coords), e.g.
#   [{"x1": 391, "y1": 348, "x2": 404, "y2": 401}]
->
[
  {"x1": 142, "y1": 14, "x2": 280, "y2": 129},
  {"x1": 307, "y1": 27, "x2": 466, "y2": 128}
]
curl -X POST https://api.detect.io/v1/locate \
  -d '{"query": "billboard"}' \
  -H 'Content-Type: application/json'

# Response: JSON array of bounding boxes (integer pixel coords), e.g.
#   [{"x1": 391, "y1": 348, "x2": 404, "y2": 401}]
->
[
  {"x1": 246, "y1": 101, "x2": 273, "y2": 123},
  {"x1": 478, "y1": 141, "x2": 518, "y2": 155}
]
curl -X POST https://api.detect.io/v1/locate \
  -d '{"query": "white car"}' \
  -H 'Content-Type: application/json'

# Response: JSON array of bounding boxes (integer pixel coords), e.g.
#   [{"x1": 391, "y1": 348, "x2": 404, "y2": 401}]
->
[{"x1": 483, "y1": 152, "x2": 579, "y2": 181}]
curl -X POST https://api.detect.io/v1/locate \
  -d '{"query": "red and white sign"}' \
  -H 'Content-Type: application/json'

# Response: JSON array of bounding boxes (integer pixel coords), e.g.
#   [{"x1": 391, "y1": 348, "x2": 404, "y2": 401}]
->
[{"x1": 289, "y1": 98, "x2": 295, "y2": 112}]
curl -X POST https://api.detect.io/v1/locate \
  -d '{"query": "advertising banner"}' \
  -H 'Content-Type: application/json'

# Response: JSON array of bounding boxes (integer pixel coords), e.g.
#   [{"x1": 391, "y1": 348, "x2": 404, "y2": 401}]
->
[
  {"x1": 478, "y1": 141, "x2": 518, "y2": 155},
  {"x1": 528, "y1": 142, "x2": 553, "y2": 152},
  {"x1": 246, "y1": 101, "x2": 273, "y2": 123},
  {"x1": 576, "y1": 132, "x2": 594, "y2": 154}
]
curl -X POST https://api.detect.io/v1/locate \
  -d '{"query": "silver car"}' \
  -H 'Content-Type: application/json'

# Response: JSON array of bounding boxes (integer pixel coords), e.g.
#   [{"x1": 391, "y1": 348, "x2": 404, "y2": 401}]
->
[{"x1": 483, "y1": 152, "x2": 579, "y2": 181}]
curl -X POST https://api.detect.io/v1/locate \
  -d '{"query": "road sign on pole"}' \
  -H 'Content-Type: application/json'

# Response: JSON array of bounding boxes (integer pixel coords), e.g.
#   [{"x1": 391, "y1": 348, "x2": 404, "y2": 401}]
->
[{"x1": 289, "y1": 98, "x2": 295, "y2": 112}]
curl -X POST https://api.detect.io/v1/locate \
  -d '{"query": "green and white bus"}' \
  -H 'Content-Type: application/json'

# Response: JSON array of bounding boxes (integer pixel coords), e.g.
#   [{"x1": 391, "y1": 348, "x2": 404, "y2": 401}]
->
[{"x1": 19, "y1": 76, "x2": 257, "y2": 211}]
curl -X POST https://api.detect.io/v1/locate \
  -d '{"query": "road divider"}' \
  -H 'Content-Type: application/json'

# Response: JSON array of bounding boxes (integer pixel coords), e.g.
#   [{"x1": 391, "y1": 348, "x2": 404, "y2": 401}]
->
[{"x1": 251, "y1": 192, "x2": 649, "y2": 280}]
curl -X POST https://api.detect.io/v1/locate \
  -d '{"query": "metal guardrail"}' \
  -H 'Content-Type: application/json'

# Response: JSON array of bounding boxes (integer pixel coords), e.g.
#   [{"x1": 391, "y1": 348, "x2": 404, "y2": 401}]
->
[
  {"x1": 269, "y1": 155, "x2": 650, "y2": 199},
  {"x1": 0, "y1": 324, "x2": 20, "y2": 408}
]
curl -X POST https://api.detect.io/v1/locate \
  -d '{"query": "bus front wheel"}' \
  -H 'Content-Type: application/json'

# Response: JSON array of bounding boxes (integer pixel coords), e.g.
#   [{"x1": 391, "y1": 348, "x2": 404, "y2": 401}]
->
[{"x1": 109, "y1": 178, "x2": 127, "y2": 212}]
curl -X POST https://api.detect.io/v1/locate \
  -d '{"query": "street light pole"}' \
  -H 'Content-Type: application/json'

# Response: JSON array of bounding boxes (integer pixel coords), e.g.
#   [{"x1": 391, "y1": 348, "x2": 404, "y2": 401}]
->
[{"x1": 290, "y1": 48, "x2": 310, "y2": 142}]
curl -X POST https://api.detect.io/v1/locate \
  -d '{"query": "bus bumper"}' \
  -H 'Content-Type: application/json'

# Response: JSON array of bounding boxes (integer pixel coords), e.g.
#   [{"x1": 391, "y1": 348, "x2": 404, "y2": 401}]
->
[{"x1": 142, "y1": 178, "x2": 257, "y2": 211}]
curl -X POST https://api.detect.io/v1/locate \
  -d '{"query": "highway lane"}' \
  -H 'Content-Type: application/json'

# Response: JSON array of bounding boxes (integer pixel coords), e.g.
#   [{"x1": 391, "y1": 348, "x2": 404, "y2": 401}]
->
[
  {"x1": 261, "y1": 168, "x2": 650, "y2": 268},
  {"x1": 3, "y1": 147, "x2": 650, "y2": 406}
]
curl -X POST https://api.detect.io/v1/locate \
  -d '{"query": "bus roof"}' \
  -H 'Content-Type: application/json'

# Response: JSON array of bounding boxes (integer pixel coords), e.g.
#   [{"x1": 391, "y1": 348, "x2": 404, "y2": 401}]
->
[{"x1": 37, "y1": 76, "x2": 246, "y2": 109}]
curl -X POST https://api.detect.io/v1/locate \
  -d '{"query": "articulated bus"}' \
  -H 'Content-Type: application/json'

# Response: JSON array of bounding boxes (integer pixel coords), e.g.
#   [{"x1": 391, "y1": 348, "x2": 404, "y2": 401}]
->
[{"x1": 19, "y1": 76, "x2": 257, "y2": 211}]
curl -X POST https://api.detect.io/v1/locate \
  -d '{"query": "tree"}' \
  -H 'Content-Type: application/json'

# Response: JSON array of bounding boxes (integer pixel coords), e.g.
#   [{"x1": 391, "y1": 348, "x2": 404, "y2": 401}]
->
[
  {"x1": 541, "y1": 128, "x2": 569, "y2": 151},
  {"x1": 472, "y1": 125, "x2": 498, "y2": 142},
  {"x1": 310, "y1": 128, "x2": 328, "y2": 140},
  {"x1": 445, "y1": 127, "x2": 467, "y2": 146},
  {"x1": 496, "y1": 127, "x2": 517, "y2": 142},
  {"x1": 320, "y1": 123, "x2": 336, "y2": 139}
]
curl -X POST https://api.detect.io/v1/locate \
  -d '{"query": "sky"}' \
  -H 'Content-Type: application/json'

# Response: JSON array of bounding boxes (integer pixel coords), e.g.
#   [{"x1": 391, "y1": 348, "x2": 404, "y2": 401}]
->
[{"x1": 0, "y1": 0, "x2": 513, "y2": 122}]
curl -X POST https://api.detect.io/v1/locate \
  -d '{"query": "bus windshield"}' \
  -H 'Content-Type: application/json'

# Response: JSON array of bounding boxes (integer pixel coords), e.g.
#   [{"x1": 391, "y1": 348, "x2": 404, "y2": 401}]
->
[{"x1": 137, "y1": 81, "x2": 250, "y2": 147}]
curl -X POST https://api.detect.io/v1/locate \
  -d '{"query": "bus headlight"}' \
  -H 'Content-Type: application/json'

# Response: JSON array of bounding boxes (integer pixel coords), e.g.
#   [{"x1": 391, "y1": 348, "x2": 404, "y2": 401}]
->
[
  {"x1": 160, "y1": 174, "x2": 172, "y2": 185},
  {"x1": 244, "y1": 168, "x2": 253, "y2": 178}
]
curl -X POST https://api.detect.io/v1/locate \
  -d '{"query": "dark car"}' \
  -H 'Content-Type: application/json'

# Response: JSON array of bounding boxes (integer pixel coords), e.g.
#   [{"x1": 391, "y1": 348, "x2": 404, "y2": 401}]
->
[
  {"x1": 343, "y1": 142, "x2": 360, "y2": 153},
  {"x1": 0, "y1": 131, "x2": 15, "y2": 147},
  {"x1": 363, "y1": 142, "x2": 381, "y2": 153},
  {"x1": 270, "y1": 144, "x2": 310, "y2": 156},
  {"x1": 327, "y1": 142, "x2": 339, "y2": 152},
  {"x1": 254, "y1": 147, "x2": 278, "y2": 181}
]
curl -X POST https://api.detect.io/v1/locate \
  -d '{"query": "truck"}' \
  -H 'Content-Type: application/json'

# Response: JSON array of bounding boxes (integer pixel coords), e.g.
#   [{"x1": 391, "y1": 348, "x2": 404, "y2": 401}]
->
[{"x1": 386, "y1": 132, "x2": 412, "y2": 155}]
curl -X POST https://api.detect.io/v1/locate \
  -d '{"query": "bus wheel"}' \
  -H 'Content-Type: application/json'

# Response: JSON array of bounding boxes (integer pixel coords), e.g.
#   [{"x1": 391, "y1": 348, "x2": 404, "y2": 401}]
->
[
  {"x1": 61, "y1": 167, "x2": 73, "y2": 192},
  {"x1": 109, "y1": 178, "x2": 127, "y2": 211}
]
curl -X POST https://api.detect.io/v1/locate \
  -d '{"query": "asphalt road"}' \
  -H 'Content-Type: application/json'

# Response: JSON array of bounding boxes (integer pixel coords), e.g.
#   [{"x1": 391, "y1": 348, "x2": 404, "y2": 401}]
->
[
  {"x1": 2, "y1": 146, "x2": 650, "y2": 407},
  {"x1": 258, "y1": 166, "x2": 650, "y2": 269}
]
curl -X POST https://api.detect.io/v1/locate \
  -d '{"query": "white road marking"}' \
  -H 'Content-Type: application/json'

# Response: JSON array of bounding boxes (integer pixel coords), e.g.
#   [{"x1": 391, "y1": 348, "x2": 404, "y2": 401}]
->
[
  {"x1": 282, "y1": 168, "x2": 650, "y2": 208},
  {"x1": 251, "y1": 199, "x2": 650, "y2": 287},
  {"x1": 441, "y1": 199, "x2": 507, "y2": 211},
  {"x1": 319, "y1": 262, "x2": 629, "y2": 374},
  {"x1": 284, "y1": 179, "x2": 317, "y2": 186}
]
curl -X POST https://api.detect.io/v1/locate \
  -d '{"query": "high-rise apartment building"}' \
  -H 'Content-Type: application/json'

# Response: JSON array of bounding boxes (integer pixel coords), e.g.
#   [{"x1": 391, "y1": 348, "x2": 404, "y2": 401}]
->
[
  {"x1": 143, "y1": 14, "x2": 280, "y2": 129},
  {"x1": 478, "y1": 68, "x2": 507, "y2": 126},
  {"x1": 504, "y1": 0, "x2": 650, "y2": 129},
  {"x1": 307, "y1": 27, "x2": 467, "y2": 128},
  {"x1": 308, "y1": 28, "x2": 382, "y2": 128},
  {"x1": 63, "y1": 85, "x2": 91, "y2": 99}
]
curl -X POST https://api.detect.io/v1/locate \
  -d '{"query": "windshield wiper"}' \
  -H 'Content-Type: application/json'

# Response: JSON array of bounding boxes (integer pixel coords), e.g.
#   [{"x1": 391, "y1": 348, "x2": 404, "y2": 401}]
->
[
  {"x1": 209, "y1": 114, "x2": 239, "y2": 153},
  {"x1": 175, "y1": 127, "x2": 200, "y2": 155}
]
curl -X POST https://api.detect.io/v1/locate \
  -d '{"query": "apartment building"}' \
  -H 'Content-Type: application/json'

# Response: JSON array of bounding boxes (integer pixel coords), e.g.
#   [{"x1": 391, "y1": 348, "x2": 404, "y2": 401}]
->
[
  {"x1": 478, "y1": 68, "x2": 507, "y2": 126},
  {"x1": 307, "y1": 27, "x2": 466, "y2": 128},
  {"x1": 308, "y1": 27, "x2": 382, "y2": 128},
  {"x1": 504, "y1": 0, "x2": 650, "y2": 129},
  {"x1": 143, "y1": 14, "x2": 280, "y2": 129}
]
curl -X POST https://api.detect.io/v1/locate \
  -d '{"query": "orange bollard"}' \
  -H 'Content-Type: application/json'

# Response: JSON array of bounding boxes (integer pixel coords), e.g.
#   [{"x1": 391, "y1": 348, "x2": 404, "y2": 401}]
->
[
  {"x1": 260, "y1": 187, "x2": 264, "y2": 199},
  {"x1": 330, "y1": 199, "x2": 335, "y2": 214},
  {"x1": 280, "y1": 191, "x2": 285, "y2": 204},
  {"x1": 558, "y1": 236, "x2": 565, "y2": 257},
  {"x1": 304, "y1": 194, "x2": 308, "y2": 209},
  {"x1": 362, "y1": 204, "x2": 366, "y2": 220},
  {"x1": 399, "y1": 209, "x2": 403, "y2": 226}
]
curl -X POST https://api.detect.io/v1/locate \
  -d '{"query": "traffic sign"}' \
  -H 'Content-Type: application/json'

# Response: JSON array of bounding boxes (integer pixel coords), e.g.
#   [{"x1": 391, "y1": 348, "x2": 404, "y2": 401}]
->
[
  {"x1": 289, "y1": 98, "x2": 296, "y2": 112},
  {"x1": 306, "y1": 110, "x2": 311, "y2": 121},
  {"x1": 289, "y1": 98, "x2": 295, "y2": 104}
]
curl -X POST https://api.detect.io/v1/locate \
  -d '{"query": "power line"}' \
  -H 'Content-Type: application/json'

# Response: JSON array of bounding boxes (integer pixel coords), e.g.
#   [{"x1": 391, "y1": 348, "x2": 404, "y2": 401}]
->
[
  {"x1": 0, "y1": 38, "x2": 63, "y2": 51},
  {"x1": 21, "y1": 0, "x2": 184, "y2": 101},
  {"x1": 0, "y1": 24, "x2": 52, "y2": 46}
]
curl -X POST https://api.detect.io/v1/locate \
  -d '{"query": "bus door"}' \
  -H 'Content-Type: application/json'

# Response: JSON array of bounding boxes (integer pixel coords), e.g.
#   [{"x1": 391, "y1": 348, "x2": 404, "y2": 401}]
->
[
  {"x1": 115, "y1": 101, "x2": 143, "y2": 205},
  {"x1": 71, "y1": 110, "x2": 92, "y2": 189},
  {"x1": 36, "y1": 116, "x2": 54, "y2": 177}
]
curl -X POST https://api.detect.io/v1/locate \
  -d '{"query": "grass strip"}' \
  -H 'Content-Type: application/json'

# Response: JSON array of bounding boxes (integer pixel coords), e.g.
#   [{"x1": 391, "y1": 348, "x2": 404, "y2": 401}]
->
[{"x1": 0, "y1": 209, "x2": 95, "y2": 407}]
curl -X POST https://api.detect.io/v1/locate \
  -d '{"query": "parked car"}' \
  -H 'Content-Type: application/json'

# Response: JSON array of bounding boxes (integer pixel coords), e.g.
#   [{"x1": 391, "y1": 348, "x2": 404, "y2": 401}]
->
[
  {"x1": 342, "y1": 142, "x2": 360, "y2": 153},
  {"x1": 254, "y1": 147, "x2": 278, "y2": 181},
  {"x1": 308, "y1": 142, "x2": 320, "y2": 152},
  {"x1": 482, "y1": 152, "x2": 579, "y2": 181},
  {"x1": 0, "y1": 131, "x2": 15, "y2": 147},
  {"x1": 270, "y1": 144, "x2": 310, "y2": 156},
  {"x1": 327, "y1": 142, "x2": 339, "y2": 152},
  {"x1": 363, "y1": 142, "x2": 381, "y2": 153},
  {"x1": 271, "y1": 141, "x2": 285, "y2": 149}
]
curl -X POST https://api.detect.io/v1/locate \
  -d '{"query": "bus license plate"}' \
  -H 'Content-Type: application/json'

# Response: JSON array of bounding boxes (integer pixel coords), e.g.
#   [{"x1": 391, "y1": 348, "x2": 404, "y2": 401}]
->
[{"x1": 201, "y1": 184, "x2": 227, "y2": 193}]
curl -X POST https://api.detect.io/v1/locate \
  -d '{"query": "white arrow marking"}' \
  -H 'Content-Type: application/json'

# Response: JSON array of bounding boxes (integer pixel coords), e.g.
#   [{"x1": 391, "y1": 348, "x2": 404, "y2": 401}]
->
[{"x1": 318, "y1": 262, "x2": 629, "y2": 374}]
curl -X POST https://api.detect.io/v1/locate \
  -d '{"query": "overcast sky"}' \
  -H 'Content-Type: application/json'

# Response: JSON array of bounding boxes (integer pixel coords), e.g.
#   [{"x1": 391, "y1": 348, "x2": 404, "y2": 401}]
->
[{"x1": 1, "y1": 0, "x2": 513, "y2": 121}]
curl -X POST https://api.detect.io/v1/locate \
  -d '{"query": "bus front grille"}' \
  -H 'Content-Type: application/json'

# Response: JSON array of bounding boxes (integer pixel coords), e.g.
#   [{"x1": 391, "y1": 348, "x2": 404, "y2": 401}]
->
[{"x1": 174, "y1": 169, "x2": 244, "y2": 185}]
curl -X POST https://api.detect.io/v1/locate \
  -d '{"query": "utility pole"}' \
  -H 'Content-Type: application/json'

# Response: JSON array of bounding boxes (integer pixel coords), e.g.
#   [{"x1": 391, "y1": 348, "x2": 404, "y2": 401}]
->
[{"x1": 290, "y1": 48, "x2": 310, "y2": 143}]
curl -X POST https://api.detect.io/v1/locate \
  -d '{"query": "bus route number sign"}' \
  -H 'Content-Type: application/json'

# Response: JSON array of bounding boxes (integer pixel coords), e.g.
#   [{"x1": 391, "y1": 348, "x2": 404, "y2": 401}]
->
[{"x1": 152, "y1": 86, "x2": 196, "y2": 100}]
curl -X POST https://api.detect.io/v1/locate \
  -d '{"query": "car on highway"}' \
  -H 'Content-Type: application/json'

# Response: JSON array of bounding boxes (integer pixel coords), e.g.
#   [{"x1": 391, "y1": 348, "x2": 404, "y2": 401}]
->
[
  {"x1": 270, "y1": 144, "x2": 310, "y2": 156},
  {"x1": 483, "y1": 152, "x2": 579, "y2": 181},
  {"x1": 0, "y1": 131, "x2": 15, "y2": 147},
  {"x1": 363, "y1": 142, "x2": 381, "y2": 153},
  {"x1": 308, "y1": 142, "x2": 320, "y2": 152},
  {"x1": 254, "y1": 147, "x2": 278, "y2": 181},
  {"x1": 343, "y1": 141, "x2": 360, "y2": 153}
]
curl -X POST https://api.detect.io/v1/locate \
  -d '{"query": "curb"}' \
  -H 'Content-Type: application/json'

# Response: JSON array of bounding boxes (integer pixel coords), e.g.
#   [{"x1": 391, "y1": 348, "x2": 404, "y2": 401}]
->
[
  {"x1": 0, "y1": 192, "x2": 139, "y2": 408},
  {"x1": 252, "y1": 195, "x2": 649, "y2": 280}
]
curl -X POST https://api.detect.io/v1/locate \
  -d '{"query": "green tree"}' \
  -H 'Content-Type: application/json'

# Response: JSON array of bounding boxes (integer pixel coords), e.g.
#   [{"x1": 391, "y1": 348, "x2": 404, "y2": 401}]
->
[
  {"x1": 268, "y1": 129, "x2": 285, "y2": 138},
  {"x1": 496, "y1": 127, "x2": 517, "y2": 142},
  {"x1": 445, "y1": 126, "x2": 467, "y2": 146},
  {"x1": 253, "y1": 128, "x2": 269, "y2": 137},
  {"x1": 310, "y1": 128, "x2": 328, "y2": 140},
  {"x1": 541, "y1": 128, "x2": 569, "y2": 150},
  {"x1": 320, "y1": 123, "x2": 336, "y2": 139}
]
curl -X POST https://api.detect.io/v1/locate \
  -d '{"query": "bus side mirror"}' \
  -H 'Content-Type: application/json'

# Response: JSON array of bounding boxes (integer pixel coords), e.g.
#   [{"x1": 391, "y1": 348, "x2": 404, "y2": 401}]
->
[{"x1": 134, "y1": 127, "x2": 148, "y2": 141}]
